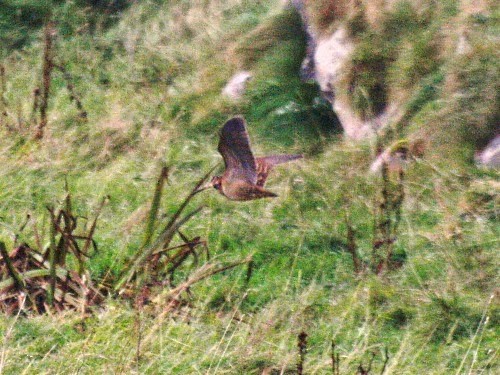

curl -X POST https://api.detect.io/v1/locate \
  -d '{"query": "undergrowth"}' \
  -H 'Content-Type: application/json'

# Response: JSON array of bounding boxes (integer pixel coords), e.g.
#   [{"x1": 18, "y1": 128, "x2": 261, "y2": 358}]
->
[{"x1": 0, "y1": 0, "x2": 498, "y2": 374}]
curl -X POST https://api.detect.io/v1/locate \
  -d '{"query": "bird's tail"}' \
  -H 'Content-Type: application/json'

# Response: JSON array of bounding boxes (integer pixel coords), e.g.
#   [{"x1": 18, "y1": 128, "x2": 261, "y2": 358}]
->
[{"x1": 255, "y1": 154, "x2": 303, "y2": 187}]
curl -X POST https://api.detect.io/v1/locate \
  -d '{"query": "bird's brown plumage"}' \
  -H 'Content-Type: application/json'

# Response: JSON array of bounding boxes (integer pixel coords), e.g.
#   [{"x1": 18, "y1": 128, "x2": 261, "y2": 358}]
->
[{"x1": 213, "y1": 117, "x2": 302, "y2": 201}]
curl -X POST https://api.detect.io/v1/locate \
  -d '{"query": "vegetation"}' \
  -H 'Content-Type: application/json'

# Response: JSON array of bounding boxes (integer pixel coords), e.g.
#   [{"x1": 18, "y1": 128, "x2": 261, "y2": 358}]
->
[{"x1": 0, "y1": 0, "x2": 498, "y2": 373}]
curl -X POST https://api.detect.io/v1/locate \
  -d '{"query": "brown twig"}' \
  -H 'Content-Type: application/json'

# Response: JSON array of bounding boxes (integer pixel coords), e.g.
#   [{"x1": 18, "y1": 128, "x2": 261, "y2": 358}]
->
[
  {"x1": 151, "y1": 238, "x2": 205, "y2": 256},
  {"x1": 142, "y1": 165, "x2": 169, "y2": 249},
  {"x1": 372, "y1": 161, "x2": 405, "y2": 274},
  {"x1": 0, "y1": 241, "x2": 25, "y2": 291},
  {"x1": 166, "y1": 234, "x2": 203, "y2": 285},
  {"x1": 357, "y1": 352, "x2": 376, "y2": 374},
  {"x1": 0, "y1": 64, "x2": 8, "y2": 127},
  {"x1": 331, "y1": 341, "x2": 336, "y2": 375},
  {"x1": 297, "y1": 331, "x2": 308, "y2": 375},
  {"x1": 48, "y1": 207, "x2": 58, "y2": 306},
  {"x1": 54, "y1": 63, "x2": 87, "y2": 120},
  {"x1": 35, "y1": 21, "x2": 56, "y2": 139},
  {"x1": 245, "y1": 259, "x2": 254, "y2": 285},
  {"x1": 80, "y1": 195, "x2": 109, "y2": 274},
  {"x1": 331, "y1": 341, "x2": 340, "y2": 375},
  {"x1": 31, "y1": 87, "x2": 41, "y2": 125}
]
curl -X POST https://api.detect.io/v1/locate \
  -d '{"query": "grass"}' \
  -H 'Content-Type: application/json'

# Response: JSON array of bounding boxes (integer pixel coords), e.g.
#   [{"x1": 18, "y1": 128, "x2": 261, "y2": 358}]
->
[{"x1": 0, "y1": 0, "x2": 499, "y2": 373}]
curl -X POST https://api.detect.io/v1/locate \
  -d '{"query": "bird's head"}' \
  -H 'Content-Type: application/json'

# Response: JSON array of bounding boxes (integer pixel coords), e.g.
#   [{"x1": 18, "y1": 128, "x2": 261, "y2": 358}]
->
[{"x1": 211, "y1": 176, "x2": 223, "y2": 191}]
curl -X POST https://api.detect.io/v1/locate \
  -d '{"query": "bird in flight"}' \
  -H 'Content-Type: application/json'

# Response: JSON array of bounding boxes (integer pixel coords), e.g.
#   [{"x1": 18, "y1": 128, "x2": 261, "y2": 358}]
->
[{"x1": 209, "y1": 116, "x2": 302, "y2": 201}]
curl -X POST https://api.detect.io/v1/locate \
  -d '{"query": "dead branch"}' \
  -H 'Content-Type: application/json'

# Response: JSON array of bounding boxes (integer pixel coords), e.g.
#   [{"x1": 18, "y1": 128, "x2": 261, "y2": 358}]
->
[
  {"x1": 0, "y1": 64, "x2": 8, "y2": 127},
  {"x1": 0, "y1": 241, "x2": 25, "y2": 291},
  {"x1": 297, "y1": 331, "x2": 308, "y2": 375},
  {"x1": 35, "y1": 21, "x2": 56, "y2": 139},
  {"x1": 31, "y1": 87, "x2": 41, "y2": 125},
  {"x1": 372, "y1": 161, "x2": 405, "y2": 274},
  {"x1": 142, "y1": 165, "x2": 169, "y2": 249},
  {"x1": 331, "y1": 341, "x2": 340, "y2": 375},
  {"x1": 54, "y1": 63, "x2": 87, "y2": 120}
]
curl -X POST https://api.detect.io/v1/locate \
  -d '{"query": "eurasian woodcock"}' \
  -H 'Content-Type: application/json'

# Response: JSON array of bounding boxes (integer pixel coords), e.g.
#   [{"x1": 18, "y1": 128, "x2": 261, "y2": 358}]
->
[{"x1": 210, "y1": 116, "x2": 302, "y2": 201}]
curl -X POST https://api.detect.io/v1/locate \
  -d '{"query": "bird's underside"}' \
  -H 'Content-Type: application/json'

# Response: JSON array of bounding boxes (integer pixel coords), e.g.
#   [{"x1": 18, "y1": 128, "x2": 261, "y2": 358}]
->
[{"x1": 215, "y1": 117, "x2": 302, "y2": 201}]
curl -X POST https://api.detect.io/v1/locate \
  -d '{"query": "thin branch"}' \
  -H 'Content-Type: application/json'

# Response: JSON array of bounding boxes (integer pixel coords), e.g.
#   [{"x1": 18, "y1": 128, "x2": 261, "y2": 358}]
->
[
  {"x1": 54, "y1": 63, "x2": 87, "y2": 119},
  {"x1": 114, "y1": 206, "x2": 204, "y2": 292},
  {"x1": 80, "y1": 196, "x2": 109, "y2": 268},
  {"x1": 142, "y1": 165, "x2": 169, "y2": 248},
  {"x1": 297, "y1": 331, "x2": 308, "y2": 375},
  {"x1": 35, "y1": 21, "x2": 56, "y2": 139},
  {"x1": 47, "y1": 207, "x2": 57, "y2": 306},
  {"x1": 0, "y1": 64, "x2": 8, "y2": 128}
]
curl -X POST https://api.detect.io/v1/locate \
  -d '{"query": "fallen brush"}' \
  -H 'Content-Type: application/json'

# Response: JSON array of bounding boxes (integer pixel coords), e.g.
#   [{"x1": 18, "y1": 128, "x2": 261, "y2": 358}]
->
[
  {"x1": 0, "y1": 187, "x2": 107, "y2": 315},
  {"x1": 0, "y1": 165, "x2": 249, "y2": 316},
  {"x1": 0, "y1": 242, "x2": 104, "y2": 314}
]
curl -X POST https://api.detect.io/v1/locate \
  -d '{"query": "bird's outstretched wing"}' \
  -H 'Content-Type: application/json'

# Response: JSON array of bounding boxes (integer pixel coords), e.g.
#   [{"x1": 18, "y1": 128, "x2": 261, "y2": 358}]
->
[
  {"x1": 218, "y1": 117, "x2": 257, "y2": 184},
  {"x1": 255, "y1": 154, "x2": 303, "y2": 187}
]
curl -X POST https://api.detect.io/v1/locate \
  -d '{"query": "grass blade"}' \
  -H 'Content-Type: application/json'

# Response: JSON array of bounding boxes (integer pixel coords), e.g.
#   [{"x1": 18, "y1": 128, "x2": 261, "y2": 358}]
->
[
  {"x1": 142, "y1": 165, "x2": 169, "y2": 249},
  {"x1": 47, "y1": 207, "x2": 57, "y2": 306},
  {"x1": 114, "y1": 206, "x2": 204, "y2": 292},
  {"x1": 114, "y1": 166, "x2": 216, "y2": 292},
  {"x1": 0, "y1": 241, "x2": 25, "y2": 291},
  {"x1": 80, "y1": 195, "x2": 109, "y2": 274}
]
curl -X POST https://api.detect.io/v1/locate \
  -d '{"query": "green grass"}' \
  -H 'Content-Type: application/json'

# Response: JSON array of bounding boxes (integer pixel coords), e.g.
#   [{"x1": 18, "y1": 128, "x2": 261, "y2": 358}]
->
[{"x1": 0, "y1": 0, "x2": 499, "y2": 374}]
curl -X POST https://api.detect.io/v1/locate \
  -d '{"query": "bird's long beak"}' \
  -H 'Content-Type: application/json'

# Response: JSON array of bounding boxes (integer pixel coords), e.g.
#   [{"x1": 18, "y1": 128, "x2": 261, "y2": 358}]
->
[
  {"x1": 192, "y1": 163, "x2": 220, "y2": 196},
  {"x1": 193, "y1": 181, "x2": 213, "y2": 195}
]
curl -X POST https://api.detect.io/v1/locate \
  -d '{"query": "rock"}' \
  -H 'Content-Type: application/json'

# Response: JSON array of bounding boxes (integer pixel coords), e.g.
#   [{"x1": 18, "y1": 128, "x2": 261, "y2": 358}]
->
[
  {"x1": 222, "y1": 71, "x2": 252, "y2": 100},
  {"x1": 314, "y1": 26, "x2": 397, "y2": 140},
  {"x1": 291, "y1": 0, "x2": 402, "y2": 140},
  {"x1": 313, "y1": 27, "x2": 376, "y2": 140},
  {"x1": 475, "y1": 135, "x2": 500, "y2": 168},
  {"x1": 313, "y1": 27, "x2": 353, "y2": 98}
]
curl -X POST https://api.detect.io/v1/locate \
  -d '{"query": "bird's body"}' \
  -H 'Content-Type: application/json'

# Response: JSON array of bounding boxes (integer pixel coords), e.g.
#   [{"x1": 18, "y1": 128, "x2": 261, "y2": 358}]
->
[{"x1": 211, "y1": 117, "x2": 302, "y2": 201}]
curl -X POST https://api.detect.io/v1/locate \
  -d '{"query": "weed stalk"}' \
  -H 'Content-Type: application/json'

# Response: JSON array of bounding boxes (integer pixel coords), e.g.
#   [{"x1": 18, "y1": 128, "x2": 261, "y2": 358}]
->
[
  {"x1": 0, "y1": 241, "x2": 25, "y2": 291},
  {"x1": 371, "y1": 161, "x2": 405, "y2": 274},
  {"x1": 331, "y1": 340, "x2": 340, "y2": 375},
  {"x1": 54, "y1": 63, "x2": 87, "y2": 120},
  {"x1": 297, "y1": 331, "x2": 308, "y2": 375},
  {"x1": 35, "y1": 21, "x2": 56, "y2": 139},
  {"x1": 142, "y1": 165, "x2": 169, "y2": 249},
  {"x1": 0, "y1": 64, "x2": 7, "y2": 127},
  {"x1": 48, "y1": 207, "x2": 57, "y2": 306}
]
